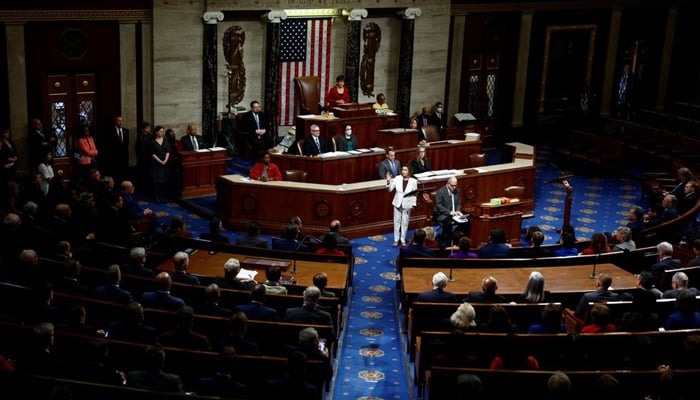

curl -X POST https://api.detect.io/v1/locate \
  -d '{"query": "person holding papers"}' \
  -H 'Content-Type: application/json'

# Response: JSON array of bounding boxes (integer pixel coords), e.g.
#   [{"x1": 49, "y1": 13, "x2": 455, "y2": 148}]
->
[
  {"x1": 337, "y1": 125, "x2": 359, "y2": 151},
  {"x1": 434, "y1": 175, "x2": 470, "y2": 238},
  {"x1": 409, "y1": 146, "x2": 431, "y2": 176},
  {"x1": 387, "y1": 165, "x2": 418, "y2": 247},
  {"x1": 249, "y1": 152, "x2": 282, "y2": 182}
]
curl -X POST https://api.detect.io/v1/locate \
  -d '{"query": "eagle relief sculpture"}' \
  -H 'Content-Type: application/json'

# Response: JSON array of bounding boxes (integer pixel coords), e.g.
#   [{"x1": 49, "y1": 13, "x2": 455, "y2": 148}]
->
[
  {"x1": 223, "y1": 25, "x2": 246, "y2": 107},
  {"x1": 360, "y1": 22, "x2": 381, "y2": 97}
]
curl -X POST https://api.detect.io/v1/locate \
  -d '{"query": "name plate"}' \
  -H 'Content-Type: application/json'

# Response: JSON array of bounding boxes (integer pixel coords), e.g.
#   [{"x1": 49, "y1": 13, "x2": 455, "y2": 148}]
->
[{"x1": 241, "y1": 257, "x2": 291, "y2": 270}]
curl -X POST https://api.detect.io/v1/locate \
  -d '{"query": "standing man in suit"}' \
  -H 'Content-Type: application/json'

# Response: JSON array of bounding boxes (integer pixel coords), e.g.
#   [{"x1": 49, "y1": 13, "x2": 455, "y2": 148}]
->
[
  {"x1": 303, "y1": 124, "x2": 327, "y2": 156},
  {"x1": 386, "y1": 166, "x2": 418, "y2": 247},
  {"x1": 415, "y1": 272, "x2": 458, "y2": 302},
  {"x1": 378, "y1": 148, "x2": 401, "y2": 179},
  {"x1": 416, "y1": 106, "x2": 433, "y2": 130},
  {"x1": 102, "y1": 115, "x2": 130, "y2": 182},
  {"x1": 434, "y1": 175, "x2": 469, "y2": 238},
  {"x1": 28, "y1": 118, "x2": 56, "y2": 172},
  {"x1": 430, "y1": 102, "x2": 448, "y2": 137},
  {"x1": 181, "y1": 123, "x2": 204, "y2": 151},
  {"x1": 242, "y1": 100, "x2": 272, "y2": 160}
]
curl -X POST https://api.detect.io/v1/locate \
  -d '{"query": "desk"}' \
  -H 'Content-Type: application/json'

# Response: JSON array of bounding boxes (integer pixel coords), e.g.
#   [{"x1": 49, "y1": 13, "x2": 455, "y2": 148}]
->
[
  {"x1": 376, "y1": 128, "x2": 419, "y2": 150},
  {"x1": 470, "y1": 202, "x2": 524, "y2": 247},
  {"x1": 216, "y1": 142, "x2": 536, "y2": 239},
  {"x1": 270, "y1": 140, "x2": 481, "y2": 185},
  {"x1": 401, "y1": 264, "x2": 638, "y2": 296},
  {"x1": 181, "y1": 148, "x2": 227, "y2": 198},
  {"x1": 296, "y1": 112, "x2": 399, "y2": 149},
  {"x1": 156, "y1": 249, "x2": 349, "y2": 291}
]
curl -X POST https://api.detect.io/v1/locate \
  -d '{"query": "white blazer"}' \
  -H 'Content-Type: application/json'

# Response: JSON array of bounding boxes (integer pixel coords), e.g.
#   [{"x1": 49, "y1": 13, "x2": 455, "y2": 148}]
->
[{"x1": 387, "y1": 176, "x2": 418, "y2": 209}]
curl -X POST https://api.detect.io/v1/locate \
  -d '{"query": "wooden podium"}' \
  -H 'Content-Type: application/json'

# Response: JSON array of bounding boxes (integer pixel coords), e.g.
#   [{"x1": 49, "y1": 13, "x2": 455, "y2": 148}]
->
[
  {"x1": 181, "y1": 148, "x2": 227, "y2": 198},
  {"x1": 470, "y1": 201, "x2": 523, "y2": 247}
]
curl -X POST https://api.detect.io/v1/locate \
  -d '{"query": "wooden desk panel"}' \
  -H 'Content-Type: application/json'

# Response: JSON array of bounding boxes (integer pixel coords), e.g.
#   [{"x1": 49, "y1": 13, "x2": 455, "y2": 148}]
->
[
  {"x1": 296, "y1": 112, "x2": 400, "y2": 149},
  {"x1": 156, "y1": 249, "x2": 349, "y2": 291},
  {"x1": 401, "y1": 264, "x2": 638, "y2": 296},
  {"x1": 271, "y1": 141, "x2": 482, "y2": 184},
  {"x1": 181, "y1": 149, "x2": 227, "y2": 198},
  {"x1": 376, "y1": 128, "x2": 419, "y2": 150}
]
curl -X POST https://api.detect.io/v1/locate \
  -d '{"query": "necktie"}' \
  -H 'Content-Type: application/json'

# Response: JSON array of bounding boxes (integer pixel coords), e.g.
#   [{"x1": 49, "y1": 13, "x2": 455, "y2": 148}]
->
[
  {"x1": 193, "y1": 136, "x2": 198, "y2": 150},
  {"x1": 262, "y1": 165, "x2": 268, "y2": 179},
  {"x1": 315, "y1": 137, "x2": 320, "y2": 152},
  {"x1": 451, "y1": 189, "x2": 455, "y2": 212},
  {"x1": 423, "y1": 117, "x2": 428, "y2": 126},
  {"x1": 390, "y1": 160, "x2": 396, "y2": 176},
  {"x1": 254, "y1": 113, "x2": 260, "y2": 129},
  {"x1": 118, "y1": 128, "x2": 123, "y2": 143}
]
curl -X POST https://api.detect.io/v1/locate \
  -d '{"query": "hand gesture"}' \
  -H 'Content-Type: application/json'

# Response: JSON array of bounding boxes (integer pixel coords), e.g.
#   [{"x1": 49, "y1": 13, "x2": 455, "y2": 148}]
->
[{"x1": 385, "y1": 171, "x2": 392, "y2": 183}]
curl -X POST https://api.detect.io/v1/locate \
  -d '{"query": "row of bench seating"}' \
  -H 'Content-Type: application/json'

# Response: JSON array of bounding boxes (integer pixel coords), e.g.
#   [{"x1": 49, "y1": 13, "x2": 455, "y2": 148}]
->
[{"x1": 552, "y1": 129, "x2": 625, "y2": 176}]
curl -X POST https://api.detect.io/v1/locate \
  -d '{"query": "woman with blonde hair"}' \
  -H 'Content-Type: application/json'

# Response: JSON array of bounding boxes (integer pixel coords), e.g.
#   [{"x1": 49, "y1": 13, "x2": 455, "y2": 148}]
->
[
  {"x1": 409, "y1": 145, "x2": 431, "y2": 176},
  {"x1": 517, "y1": 271, "x2": 548, "y2": 303},
  {"x1": 448, "y1": 302, "x2": 477, "y2": 332}
]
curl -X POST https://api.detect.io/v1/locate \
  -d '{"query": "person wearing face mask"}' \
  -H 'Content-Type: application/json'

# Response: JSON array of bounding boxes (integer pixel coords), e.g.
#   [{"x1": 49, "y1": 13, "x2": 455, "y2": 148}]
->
[
  {"x1": 431, "y1": 102, "x2": 447, "y2": 136},
  {"x1": 337, "y1": 125, "x2": 359, "y2": 152}
]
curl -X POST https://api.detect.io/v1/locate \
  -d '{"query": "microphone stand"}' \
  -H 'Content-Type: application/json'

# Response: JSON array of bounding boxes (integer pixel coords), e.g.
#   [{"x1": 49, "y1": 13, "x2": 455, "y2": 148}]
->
[
  {"x1": 448, "y1": 240, "x2": 455, "y2": 282},
  {"x1": 292, "y1": 235, "x2": 308, "y2": 275},
  {"x1": 590, "y1": 253, "x2": 600, "y2": 279}
]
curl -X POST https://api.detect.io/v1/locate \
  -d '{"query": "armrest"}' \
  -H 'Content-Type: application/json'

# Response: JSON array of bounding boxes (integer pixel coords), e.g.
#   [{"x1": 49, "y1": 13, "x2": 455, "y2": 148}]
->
[{"x1": 563, "y1": 307, "x2": 583, "y2": 334}]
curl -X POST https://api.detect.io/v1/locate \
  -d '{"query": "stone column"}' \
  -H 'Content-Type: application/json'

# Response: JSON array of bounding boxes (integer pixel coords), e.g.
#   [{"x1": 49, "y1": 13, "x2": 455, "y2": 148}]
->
[
  {"x1": 264, "y1": 10, "x2": 286, "y2": 138},
  {"x1": 119, "y1": 21, "x2": 138, "y2": 164},
  {"x1": 511, "y1": 10, "x2": 533, "y2": 127},
  {"x1": 344, "y1": 9, "x2": 367, "y2": 104},
  {"x1": 5, "y1": 22, "x2": 29, "y2": 174},
  {"x1": 656, "y1": 6, "x2": 678, "y2": 112},
  {"x1": 600, "y1": 8, "x2": 621, "y2": 118},
  {"x1": 397, "y1": 8, "x2": 422, "y2": 128},
  {"x1": 202, "y1": 11, "x2": 224, "y2": 145},
  {"x1": 447, "y1": 14, "x2": 466, "y2": 127}
]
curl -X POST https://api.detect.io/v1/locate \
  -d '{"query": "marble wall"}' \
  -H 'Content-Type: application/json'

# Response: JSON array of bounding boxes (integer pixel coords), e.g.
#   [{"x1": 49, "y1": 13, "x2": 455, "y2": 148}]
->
[{"x1": 152, "y1": 0, "x2": 451, "y2": 135}]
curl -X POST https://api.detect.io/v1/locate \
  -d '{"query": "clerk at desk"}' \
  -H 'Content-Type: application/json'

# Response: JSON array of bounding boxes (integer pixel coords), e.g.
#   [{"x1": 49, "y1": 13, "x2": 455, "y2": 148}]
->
[{"x1": 303, "y1": 124, "x2": 328, "y2": 156}]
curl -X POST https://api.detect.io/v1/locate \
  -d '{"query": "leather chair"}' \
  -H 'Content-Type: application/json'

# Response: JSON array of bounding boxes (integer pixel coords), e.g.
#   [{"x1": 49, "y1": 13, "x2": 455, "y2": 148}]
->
[
  {"x1": 294, "y1": 139, "x2": 305, "y2": 156},
  {"x1": 294, "y1": 76, "x2": 322, "y2": 115},
  {"x1": 284, "y1": 169, "x2": 308, "y2": 182},
  {"x1": 469, "y1": 153, "x2": 486, "y2": 168},
  {"x1": 422, "y1": 125, "x2": 441, "y2": 142},
  {"x1": 504, "y1": 185, "x2": 526, "y2": 198}
]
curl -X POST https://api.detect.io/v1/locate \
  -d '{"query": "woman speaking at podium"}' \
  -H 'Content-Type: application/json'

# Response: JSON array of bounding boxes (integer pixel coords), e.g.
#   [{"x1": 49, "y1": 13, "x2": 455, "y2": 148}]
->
[
  {"x1": 326, "y1": 74, "x2": 350, "y2": 109},
  {"x1": 386, "y1": 166, "x2": 418, "y2": 247}
]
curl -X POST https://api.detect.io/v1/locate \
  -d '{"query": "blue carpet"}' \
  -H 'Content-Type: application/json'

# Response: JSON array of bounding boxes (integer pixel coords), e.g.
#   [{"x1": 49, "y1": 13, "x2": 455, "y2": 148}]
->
[{"x1": 137, "y1": 146, "x2": 647, "y2": 400}]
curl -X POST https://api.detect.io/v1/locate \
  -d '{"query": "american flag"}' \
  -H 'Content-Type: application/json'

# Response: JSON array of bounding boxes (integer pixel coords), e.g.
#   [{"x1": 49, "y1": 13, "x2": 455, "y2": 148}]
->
[{"x1": 278, "y1": 18, "x2": 332, "y2": 126}]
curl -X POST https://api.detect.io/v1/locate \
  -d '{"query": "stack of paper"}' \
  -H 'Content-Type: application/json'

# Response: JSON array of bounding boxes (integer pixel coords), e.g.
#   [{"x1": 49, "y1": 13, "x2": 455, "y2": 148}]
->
[{"x1": 236, "y1": 268, "x2": 258, "y2": 280}]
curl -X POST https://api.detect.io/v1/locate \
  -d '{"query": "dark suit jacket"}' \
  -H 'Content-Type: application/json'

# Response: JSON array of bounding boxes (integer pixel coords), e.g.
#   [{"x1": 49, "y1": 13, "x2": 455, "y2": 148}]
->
[
  {"x1": 181, "y1": 134, "x2": 205, "y2": 150},
  {"x1": 463, "y1": 291, "x2": 509, "y2": 303},
  {"x1": 434, "y1": 185, "x2": 460, "y2": 222},
  {"x1": 415, "y1": 288, "x2": 458, "y2": 303},
  {"x1": 94, "y1": 284, "x2": 134, "y2": 304},
  {"x1": 242, "y1": 111, "x2": 273, "y2": 156},
  {"x1": 194, "y1": 302, "x2": 233, "y2": 318},
  {"x1": 336, "y1": 134, "x2": 359, "y2": 151},
  {"x1": 102, "y1": 126, "x2": 130, "y2": 175},
  {"x1": 284, "y1": 305, "x2": 335, "y2": 336},
  {"x1": 105, "y1": 321, "x2": 158, "y2": 344},
  {"x1": 378, "y1": 158, "x2": 402, "y2": 179},
  {"x1": 140, "y1": 290, "x2": 186, "y2": 311},
  {"x1": 319, "y1": 232, "x2": 350, "y2": 245},
  {"x1": 478, "y1": 243, "x2": 511, "y2": 258},
  {"x1": 126, "y1": 369, "x2": 183, "y2": 393},
  {"x1": 172, "y1": 270, "x2": 201, "y2": 285},
  {"x1": 650, "y1": 257, "x2": 682, "y2": 281},
  {"x1": 303, "y1": 136, "x2": 327, "y2": 156},
  {"x1": 235, "y1": 302, "x2": 280, "y2": 321},
  {"x1": 272, "y1": 238, "x2": 308, "y2": 252},
  {"x1": 574, "y1": 289, "x2": 619, "y2": 318},
  {"x1": 235, "y1": 234, "x2": 269, "y2": 248},
  {"x1": 402, "y1": 245, "x2": 435, "y2": 258}
]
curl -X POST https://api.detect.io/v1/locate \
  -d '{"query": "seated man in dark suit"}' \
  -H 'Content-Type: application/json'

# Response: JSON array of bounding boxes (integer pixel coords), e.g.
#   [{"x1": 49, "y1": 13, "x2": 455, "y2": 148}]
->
[
  {"x1": 272, "y1": 223, "x2": 309, "y2": 252},
  {"x1": 285, "y1": 286, "x2": 335, "y2": 338},
  {"x1": 415, "y1": 272, "x2": 458, "y2": 303},
  {"x1": 119, "y1": 180, "x2": 154, "y2": 219},
  {"x1": 123, "y1": 246, "x2": 156, "y2": 278},
  {"x1": 171, "y1": 251, "x2": 201, "y2": 285},
  {"x1": 158, "y1": 305, "x2": 211, "y2": 351},
  {"x1": 140, "y1": 272, "x2": 186, "y2": 311},
  {"x1": 105, "y1": 301, "x2": 158, "y2": 344},
  {"x1": 181, "y1": 122, "x2": 205, "y2": 150},
  {"x1": 433, "y1": 176, "x2": 470, "y2": 239},
  {"x1": 463, "y1": 275, "x2": 509, "y2": 303},
  {"x1": 663, "y1": 272, "x2": 699, "y2": 299},
  {"x1": 196, "y1": 345, "x2": 248, "y2": 398},
  {"x1": 303, "y1": 124, "x2": 327, "y2": 156},
  {"x1": 214, "y1": 257, "x2": 256, "y2": 291},
  {"x1": 234, "y1": 283, "x2": 280, "y2": 321},
  {"x1": 650, "y1": 241, "x2": 682, "y2": 283},
  {"x1": 235, "y1": 219, "x2": 269, "y2": 248},
  {"x1": 319, "y1": 219, "x2": 350, "y2": 245},
  {"x1": 518, "y1": 231, "x2": 552, "y2": 258},
  {"x1": 93, "y1": 264, "x2": 133, "y2": 304},
  {"x1": 573, "y1": 273, "x2": 619, "y2": 319},
  {"x1": 199, "y1": 216, "x2": 230, "y2": 243},
  {"x1": 478, "y1": 228, "x2": 511, "y2": 258},
  {"x1": 402, "y1": 228, "x2": 435, "y2": 257},
  {"x1": 194, "y1": 283, "x2": 233, "y2": 318},
  {"x1": 284, "y1": 327, "x2": 333, "y2": 382},
  {"x1": 126, "y1": 344, "x2": 183, "y2": 393}
]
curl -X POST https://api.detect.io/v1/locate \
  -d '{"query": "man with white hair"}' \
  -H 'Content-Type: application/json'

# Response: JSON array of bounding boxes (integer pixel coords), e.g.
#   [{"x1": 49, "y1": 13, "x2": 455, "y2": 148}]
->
[
  {"x1": 284, "y1": 286, "x2": 335, "y2": 337},
  {"x1": 415, "y1": 272, "x2": 458, "y2": 302},
  {"x1": 663, "y1": 271, "x2": 698, "y2": 299},
  {"x1": 650, "y1": 241, "x2": 681, "y2": 282},
  {"x1": 171, "y1": 251, "x2": 200, "y2": 285},
  {"x1": 214, "y1": 257, "x2": 255, "y2": 290}
]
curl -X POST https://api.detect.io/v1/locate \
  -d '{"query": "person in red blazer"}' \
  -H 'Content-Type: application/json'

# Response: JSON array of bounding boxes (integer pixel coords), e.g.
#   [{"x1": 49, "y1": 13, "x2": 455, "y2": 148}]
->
[{"x1": 249, "y1": 152, "x2": 282, "y2": 181}]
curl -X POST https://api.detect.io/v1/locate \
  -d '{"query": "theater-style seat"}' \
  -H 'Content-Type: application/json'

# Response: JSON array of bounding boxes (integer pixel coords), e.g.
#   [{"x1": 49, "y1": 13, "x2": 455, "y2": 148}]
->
[
  {"x1": 294, "y1": 76, "x2": 322, "y2": 115},
  {"x1": 284, "y1": 169, "x2": 308, "y2": 182}
]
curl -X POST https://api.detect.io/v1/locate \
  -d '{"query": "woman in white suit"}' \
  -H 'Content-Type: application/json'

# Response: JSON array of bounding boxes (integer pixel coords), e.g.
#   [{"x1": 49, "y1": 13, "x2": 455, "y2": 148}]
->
[{"x1": 386, "y1": 165, "x2": 418, "y2": 247}]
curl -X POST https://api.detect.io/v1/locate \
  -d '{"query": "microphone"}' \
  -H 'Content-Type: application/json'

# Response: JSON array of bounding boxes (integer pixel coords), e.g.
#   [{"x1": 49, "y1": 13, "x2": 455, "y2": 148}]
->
[
  {"x1": 448, "y1": 240, "x2": 455, "y2": 282},
  {"x1": 590, "y1": 253, "x2": 600, "y2": 279},
  {"x1": 291, "y1": 236, "x2": 307, "y2": 275}
]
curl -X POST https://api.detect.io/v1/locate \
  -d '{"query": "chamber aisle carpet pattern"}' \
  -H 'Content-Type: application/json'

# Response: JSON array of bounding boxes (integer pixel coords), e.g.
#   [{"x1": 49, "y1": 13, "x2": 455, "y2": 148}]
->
[{"x1": 132, "y1": 146, "x2": 648, "y2": 400}]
